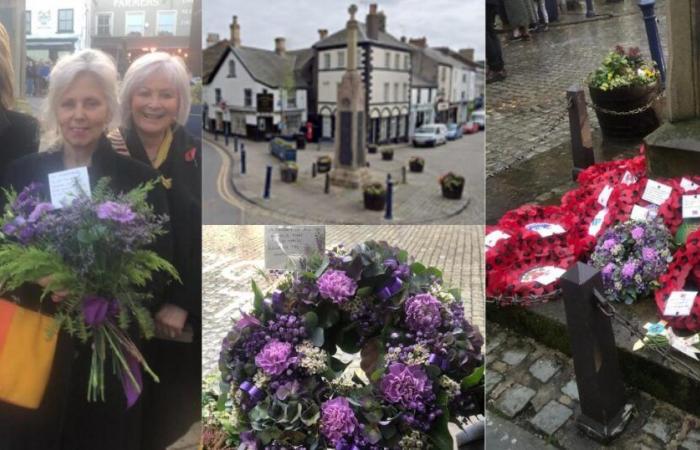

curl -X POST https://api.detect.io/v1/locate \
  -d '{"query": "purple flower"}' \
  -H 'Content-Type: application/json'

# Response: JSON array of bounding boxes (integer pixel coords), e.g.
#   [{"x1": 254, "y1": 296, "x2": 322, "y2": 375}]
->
[
  {"x1": 380, "y1": 363, "x2": 434, "y2": 409},
  {"x1": 631, "y1": 226, "x2": 644, "y2": 240},
  {"x1": 404, "y1": 293, "x2": 443, "y2": 332},
  {"x1": 254, "y1": 340, "x2": 296, "y2": 376},
  {"x1": 96, "y1": 201, "x2": 136, "y2": 223},
  {"x1": 642, "y1": 247, "x2": 657, "y2": 262},
  {"x1": 317, "y1": 269, "x2": 357, "y2": 304},
  {"x1": 28, "y1": 202, "x2": 53, "y2": 222},
  {"x1": 602, "y1": 239, "x2": 617, "y2": 250},
  {"x1": 320, "y1": 397, "x2": 359, "y2": 445},
  {"x1": 621, "y1": 261, "x2": 637, "y2": 279},
  {"x1": 234, "y1": 312, "x2": 261, "y2": 330},
  {"x1": 602, "y1": 262, "x2": 616, "y2": 277}
]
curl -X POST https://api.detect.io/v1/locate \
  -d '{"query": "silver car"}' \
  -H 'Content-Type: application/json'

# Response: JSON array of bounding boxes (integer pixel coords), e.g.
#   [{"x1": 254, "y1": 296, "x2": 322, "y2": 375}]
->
[{"x1": 412, "y1": 124, "x2": 448, "y2": 147}]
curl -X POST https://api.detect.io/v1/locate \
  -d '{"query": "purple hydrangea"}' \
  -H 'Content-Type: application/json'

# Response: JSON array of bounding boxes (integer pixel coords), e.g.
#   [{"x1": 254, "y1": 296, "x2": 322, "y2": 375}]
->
[
  {"x1": 404, "y1": 293, "x2": 443, "y2": 332},
  {"x1": 631, "y1": 226, "x2": 644, "y2": 240},
  {"x1": 380, "y1": 363, "x2": 434, "y2": 409},
  {"x1": 254, "y1": 340, "x2": 296, "y2": 376},
  {"x1": 642, "y1": 247, "x2": 657, "y2": 262},
  {"x1": 621, "y1": 261, "x2": 637, "y2": 279},
  {"x1": 602, "y1": 238, "x2": 617, "y2": 250},
  {"x1": 317, "y1": 269, "x2": 357, "y2": 304},
  {"x1": 96, "y1": 201, "x2": 136, "y2": 223},
  {"x1": 320, "y1": 397, "x2": 359, "y2": 445}
]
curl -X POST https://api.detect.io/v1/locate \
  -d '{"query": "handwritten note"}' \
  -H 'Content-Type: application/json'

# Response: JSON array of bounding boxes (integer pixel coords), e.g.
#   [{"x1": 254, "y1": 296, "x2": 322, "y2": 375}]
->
[
  {"x1": 642, "y1": 179, "x2": 673, "y2": 206},
  {"x1": 664, "y1": 291, "x2": 697, "y2": 317},
  {"x1": 265, "y1": 226, "x2": 325, "y2": 270},
  {"x1": 683, "y1": 195, "x2": 700, "y2": 219},
  {"x1": 48, "y1": 167, "x2": 90, "y2": 208}
]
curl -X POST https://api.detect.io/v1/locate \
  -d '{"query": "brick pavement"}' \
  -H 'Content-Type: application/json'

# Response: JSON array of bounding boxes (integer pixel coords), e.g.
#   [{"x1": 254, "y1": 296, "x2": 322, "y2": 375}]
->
[
  {"x1": 207, "y1": 132, "x2": 484, "y2": 225},
  {"x1": 486, "y1": 0, "x2": 668, "y2": 176},
  {"x1": 487, "y1": 322, "x2": 700, "y2": 449},
  {"x1": 202, "y1": 225, "x2": 484, "y2": 377}
]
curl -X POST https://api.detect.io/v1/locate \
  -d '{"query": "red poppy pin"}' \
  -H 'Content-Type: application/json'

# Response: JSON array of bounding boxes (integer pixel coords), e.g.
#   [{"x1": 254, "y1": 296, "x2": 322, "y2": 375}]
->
[{"x1": 185, "y1": 147, "x2": 197, "y2": 165}]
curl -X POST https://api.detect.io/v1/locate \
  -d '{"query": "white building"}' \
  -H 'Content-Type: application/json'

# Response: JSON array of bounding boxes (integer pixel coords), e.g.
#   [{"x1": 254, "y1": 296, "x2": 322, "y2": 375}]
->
[
  {"x1": 25, "y1": 0, "x2": 91, "y2": 61},
  {"x1": 314, "y1": 4, "x2": 412, "y2": 144},
  {"x1": 203, "y1": 17, "x2": 311, "y2": 140}
]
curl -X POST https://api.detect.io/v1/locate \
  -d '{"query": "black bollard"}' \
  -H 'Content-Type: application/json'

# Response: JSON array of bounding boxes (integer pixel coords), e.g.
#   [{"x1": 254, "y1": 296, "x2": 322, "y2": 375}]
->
[
  {"x1": 560, "y1": 263, "x2": 632, "y2": 442},
  {"x1": 234, "y1": 136, "x2": 239, "y2": 153},
  {"x1": 263, "y1": 165, "x2": 272, "y2": 199},
  {"x1": 567, "y1": 85, "x2": 594, "y2": 180},
  {"x1": 214, "y1": 126, "x2": 218, "y2": 141},
  {"x1": 402, "y1": 166, "x2": 407, "y2": 184},
  {"x1": 241, "y1": 149, "x2": 247, "y2": 174},
  {"x1": 225, "y1": 128, "x2": 229, "y2": 146},
  {"x1": 385, "y1": 174, "x2": 393, "y2": 220},
  {"x1": 324, "y1": 173, "x2": 330, "y2": 194},
  {"x1": 312, "y1": 162, "x2": 317, "y2": 178}
]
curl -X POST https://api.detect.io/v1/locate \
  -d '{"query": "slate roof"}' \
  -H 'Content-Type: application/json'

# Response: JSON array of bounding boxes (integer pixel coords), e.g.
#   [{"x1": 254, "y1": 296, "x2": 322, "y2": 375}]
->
[{"x1": 313, "y1": 23, "x2": 412, "y2": 51}]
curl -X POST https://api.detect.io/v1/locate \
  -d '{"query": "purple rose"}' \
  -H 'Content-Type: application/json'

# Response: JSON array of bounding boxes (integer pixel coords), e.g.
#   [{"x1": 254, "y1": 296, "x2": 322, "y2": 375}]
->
[
  {"x1": 28, "y1": 202, "x2": 53, "y2": 222},
  {"x1": 602, "y1": 239, "x2": 617, "y2": 250},
  {"x1": 380, "y1": 363, "x2": 434, "y2": 409},
  {"x1": 320, "y1": 397, "x2": 359, "y2": 445},
  {"x1": 642, "y1": 247, "x2": 657, "y2": 262},
  {"x1": 404, "y1": 293, "x2": 443, "y2": 332},
  {"x1": 254, "y1": 340, "x2": 296, "y2": 376},
  {"x1": 621, "y1": 261, "x2": 637, "y2": 279},
  {"x1": 631, "y1": 226, "x2": 644, "y2": 240},
  {"x1": 96, "y1": 201, "x2": 137, "y2": 223},
  {"x1": 317, "y1": 269, "x2": 357, "y2": 304}
]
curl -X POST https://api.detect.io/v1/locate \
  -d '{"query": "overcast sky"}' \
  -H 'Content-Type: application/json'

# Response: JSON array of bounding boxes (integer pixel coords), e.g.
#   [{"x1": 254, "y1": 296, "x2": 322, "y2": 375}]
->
[{"x1": 203, "y1": 0, "x2": 484, "y2": 60}]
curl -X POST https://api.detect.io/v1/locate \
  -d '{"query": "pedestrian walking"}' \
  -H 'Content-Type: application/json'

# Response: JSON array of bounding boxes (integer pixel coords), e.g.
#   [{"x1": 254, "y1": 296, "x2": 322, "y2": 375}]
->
[
  {"x1": 504, "y1": 0, "x2": 533, "y2": 40},
  {"x1": 532, "y1": 0, "x2": 549, "y2": 30},
  {"x1": 487, "y1": 0, "x2": 507, "y2": 83}
]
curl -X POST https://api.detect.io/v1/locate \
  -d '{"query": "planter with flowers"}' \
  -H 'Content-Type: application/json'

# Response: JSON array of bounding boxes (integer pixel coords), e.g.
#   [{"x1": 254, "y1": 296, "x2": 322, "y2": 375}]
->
[
  {"x1": 588, "y1": 46, "x2": 661, "y2": 139},
  {"x1": 381, "y1": 148, "x2": 394, "y2": 161},
  {"x1": 440, "y1": 172, "x2": 465, "y2": 199},
  {"x1": 409, "y1": 156, "x2": 425, "y2": 173},
  {"x1": 362, "y1": 182, "x2": 386, "y2": 211}
]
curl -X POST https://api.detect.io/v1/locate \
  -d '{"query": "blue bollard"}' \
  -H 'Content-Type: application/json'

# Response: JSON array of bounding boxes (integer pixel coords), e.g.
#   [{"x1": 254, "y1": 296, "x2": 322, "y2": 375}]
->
[
  {"x1": 639, "y1": 0, "x2": 666, "y2": 85},
  {"x1": 385, "y1": 174, "x2": 393, "y2": 220},
  {"x1": 241, "y1": 149, "x2": 247, "y2": 174},
  {"x1": 263, "y1": 165, "x2": 272, "y2": 199},
  {"x1": 585, "y1": 0, "x2": 595, "y2": 17}
]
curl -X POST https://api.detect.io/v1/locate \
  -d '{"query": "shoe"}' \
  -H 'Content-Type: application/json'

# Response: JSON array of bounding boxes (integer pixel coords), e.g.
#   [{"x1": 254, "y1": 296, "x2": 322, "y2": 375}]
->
[{"x1": 487, "y1": 70, "x2": 507, "y2": 84}]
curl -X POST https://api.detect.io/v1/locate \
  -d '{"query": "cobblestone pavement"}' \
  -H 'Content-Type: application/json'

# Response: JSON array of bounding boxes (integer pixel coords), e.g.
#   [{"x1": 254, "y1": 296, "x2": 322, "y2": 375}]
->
[
  {"x1": 205, "y1": 132, "x2": 483, "y2": 225},
  {"x1": 202, "y1": 225, "x2": 484, "y2": 376},
  {"x1": 486, "y1": 0, "x2": 668, "y2": 176},
  {"x1": 487, "y1": 322, "x2": 700, "y2": 449}
]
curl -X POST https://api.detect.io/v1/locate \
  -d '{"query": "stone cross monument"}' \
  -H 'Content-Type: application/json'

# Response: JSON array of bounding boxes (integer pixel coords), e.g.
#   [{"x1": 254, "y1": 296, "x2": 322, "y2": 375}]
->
[
  {"x1": 645, "y1": 1, "x2": 700, "y2": 176},
  {"x1": 330, "y1": 4, "x2": 371, "y2": 188}
]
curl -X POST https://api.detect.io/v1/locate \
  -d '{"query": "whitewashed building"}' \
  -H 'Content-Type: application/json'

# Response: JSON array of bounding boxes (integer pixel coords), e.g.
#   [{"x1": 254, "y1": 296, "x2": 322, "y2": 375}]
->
[
  {"x1": 25, "y1": 0, "x2": 92, "y2": 61},
  {"x1": 313, "y1": 4, "x2": 412, "y2": 144},
  {"x1": 203, "y1": 17, "x2": 312, "y2": 140}
]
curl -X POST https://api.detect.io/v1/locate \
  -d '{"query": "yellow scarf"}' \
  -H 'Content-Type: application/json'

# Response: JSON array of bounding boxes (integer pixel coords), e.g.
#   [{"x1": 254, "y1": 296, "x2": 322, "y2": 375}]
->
[{"x1": 153, "y1": 128, "x2": 173, "y2": 189}]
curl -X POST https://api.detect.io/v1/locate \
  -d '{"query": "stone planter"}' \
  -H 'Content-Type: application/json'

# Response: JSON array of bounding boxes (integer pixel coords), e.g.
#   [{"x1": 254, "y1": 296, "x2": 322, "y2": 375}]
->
[
  {"x1": 441, "y1": 183, "x2": 464, "y2": 199},
  {"x1": 363, "y1": 191, "x2": 386, "y2": 210},
  {"x1": 409, "y1": 160, "x2": 425, "y2": 173},
  {"x1": 589, "y1": 81, "x2": 661, "y2": 140},
  {"x1": 381, "y1": 150, "x2": 394, "y2": 161},
  {"x1": 317, "y1": 159, "x2": 331, "y2": 173},
  {"x1": 368, "y1": 144, "x2": 378, "y2": 154},
  {"x1": 280, "y1": 168, "x2": 298, "y2": 183}
]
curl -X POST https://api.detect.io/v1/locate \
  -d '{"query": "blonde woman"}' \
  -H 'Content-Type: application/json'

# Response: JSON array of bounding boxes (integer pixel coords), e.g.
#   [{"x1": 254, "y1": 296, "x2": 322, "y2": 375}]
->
[
  {"x1": 0, "y1": 49, "x2": 171, "y2": 450},
  {"x1": 0, "y1": 22, "x2": 39, "y2": 179},
  {"x1": 110, "y1": 51, "x2": 200, "y2": 450}
]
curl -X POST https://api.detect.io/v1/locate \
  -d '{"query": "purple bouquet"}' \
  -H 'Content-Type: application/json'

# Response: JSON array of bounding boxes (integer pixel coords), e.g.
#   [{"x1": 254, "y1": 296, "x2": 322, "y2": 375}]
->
[
  {"x1": 209, "y1": 241, "x2": 484, "y2": 449},
  {"x1": 0, "y1": 178, "x2": 178, "y2": 406},
  {"x1": 590, "y1": 219, "x2": 673, "y2": 304}
]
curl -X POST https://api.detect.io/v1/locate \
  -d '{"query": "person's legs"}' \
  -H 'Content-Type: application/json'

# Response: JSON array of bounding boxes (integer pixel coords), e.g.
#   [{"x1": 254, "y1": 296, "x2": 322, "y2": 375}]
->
[
  {"x1": 539, "y1": 0, "x2": 549, "y2": 25},
  {"x1": 486, "y1": 4, "x2": 505, "y2": 73}
]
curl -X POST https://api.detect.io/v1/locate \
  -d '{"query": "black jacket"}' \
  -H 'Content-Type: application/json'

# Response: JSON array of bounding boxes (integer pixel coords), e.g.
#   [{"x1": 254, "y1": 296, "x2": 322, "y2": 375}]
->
[
  {"x1": 120, "y1": 124, "x2": 202, "y2": 326},
  {"x1": 0, "y1": 108, "x2": 39, "y2": 181},
  {"x1": 0, "y1": 135, "x2": 172, "y2": 450}
]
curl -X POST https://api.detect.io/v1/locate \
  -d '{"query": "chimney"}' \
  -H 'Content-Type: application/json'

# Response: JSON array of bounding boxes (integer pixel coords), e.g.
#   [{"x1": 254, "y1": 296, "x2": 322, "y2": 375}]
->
[
  {"x1": 401, "y1": 36, "x2": 406, "y2": 43},
  {"x1": 275, "y1": 37, "x2": 286, "y2": 56},
  {"x1": 318, "y1": 29, "x2": 328, "y2": 40},
  {"x1": 206, "y1": 33, "x2": 220, "y2": 47},
  {"x1": 459, "y1": 48, "x2": 474, "y2": 62},
  {"x1": 409, "y1": 37, "x2": 427, "y2": 49},
  {"x1": 378, "y1": 11, "x2": 386, "y2": 33},
  {"x1": 230, "y1": 16, "x2": 241, "y2": 48},
  {"x1": 366, "y1": 3, "x2": 379, "y2": 40}
]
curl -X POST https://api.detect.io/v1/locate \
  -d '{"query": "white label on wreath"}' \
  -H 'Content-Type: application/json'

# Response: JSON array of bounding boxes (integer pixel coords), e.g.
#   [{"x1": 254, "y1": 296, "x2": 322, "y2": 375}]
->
[
  {"x1": 524, "y1": 222, "x2": 566, "y2": 237},
  {"x1": 48, "y1": 167, "x2": 91, "y2": 208},
  {"x1": 630, "y1": 205, "x2": 650, "y2": 221},
  {"x1": 664, "y1": 291, "x2": 697, "y2": 317},
  {"x1": 621, "y1": 171, "x2": 637, "y2": 185},
  {"x1": 681, "y1": 177, "x2": 700, "y2": 192},
  {"x1": 683, "y1": 195, "x2": 700, "y2": 219},
  {"x1": 642, "y1": 179, "x2": 673, "y2": 206},
  {"x1": 264, "y1": 226, "x2": 325, "y2": 270},
  {"x1": 597, "y1": 185, "x2": 614, "y2": 207},
  {"x1": 485, "y1": 230, "x2": 510, "y2": 248},
  {"x1": 588, "y1": 208, "x2": 608, "y2": 236},
  {"x1": 520, "y1": 266, "x2": 566, "y2": 286}
]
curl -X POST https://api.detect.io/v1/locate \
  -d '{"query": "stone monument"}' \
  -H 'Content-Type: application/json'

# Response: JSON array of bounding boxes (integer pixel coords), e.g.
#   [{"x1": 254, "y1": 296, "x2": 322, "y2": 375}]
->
[
  {"x1": 330, "y1": 4, "x2": 371, "y2": 189},
  {"x1": 645, "y1": 1, "x2": 700, "y2": 176}
]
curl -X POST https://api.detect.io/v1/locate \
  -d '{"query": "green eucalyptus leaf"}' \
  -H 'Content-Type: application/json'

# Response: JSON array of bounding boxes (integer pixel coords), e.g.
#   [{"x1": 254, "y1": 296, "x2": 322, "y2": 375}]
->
[
  {"x1": 461, "y1": 365, "x2": 485, "y2": 390},
  {"x1": 397, "y1": 250, "x2": 408, "y2": 263},
  {"x1": 252, "y1": 280, "x2": 264, "y2": 314},
  {"x1": 411, "y1": 262, "x2": 426, "y2": 275}
]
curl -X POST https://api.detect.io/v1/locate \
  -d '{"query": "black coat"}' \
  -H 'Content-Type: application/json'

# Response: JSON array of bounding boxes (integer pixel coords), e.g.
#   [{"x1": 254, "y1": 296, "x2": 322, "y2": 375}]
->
[
  {"x1": 0, "y1": 108, "x2": 39, "y2": 181},
  {"x1": 0, "y1": 135, "x2": 172, "y2": 450}
]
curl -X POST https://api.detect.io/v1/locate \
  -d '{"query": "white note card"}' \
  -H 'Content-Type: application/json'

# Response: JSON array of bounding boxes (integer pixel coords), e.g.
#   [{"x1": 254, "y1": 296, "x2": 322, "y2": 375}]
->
[
  {"x1": 597, "y1": 185, "x2": 613, "y2": 207},
  {"x1": 264, "y1": 225, "x2": 325, "y2": 270},
  {"x1": 630, "y1": 205, "x2": 649, "y2": 221},
  {"x1": 588, "y1": 208, "x2": 608, "y2": 236},
  {"x1": 642, "y1": 180, "x2": 673, "y2": 206},
  {"x1": 683, "y1": 195, "x2": 700, "y2": 219},
  {"x1": 664, "y1": 291, "x2": 697, "y2": 317},
  {"x1": 48, "y1": 167, "x2": 91, "y2": 208},
  {"x1": 681, "y1": 177, "x2": 700, "y2": 192},
  {"x1": 485, "y1": 230, "x2": 510, "y2": 248}
]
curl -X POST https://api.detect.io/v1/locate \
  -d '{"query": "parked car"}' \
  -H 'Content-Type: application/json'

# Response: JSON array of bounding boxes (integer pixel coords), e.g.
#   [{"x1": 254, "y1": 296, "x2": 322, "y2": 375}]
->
[
  {"x1": 412, "y1": 124, "x2": 448, "y2": 147},
  {"x1": 471, "y1": 110, "x2": 485, "y2": 130},
  {"x1": 446, "y1": 123, "x2": 463, "y2": 140},
  {"x1": 462, "y1": 121, "x2": 479, "y2": 134}
]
